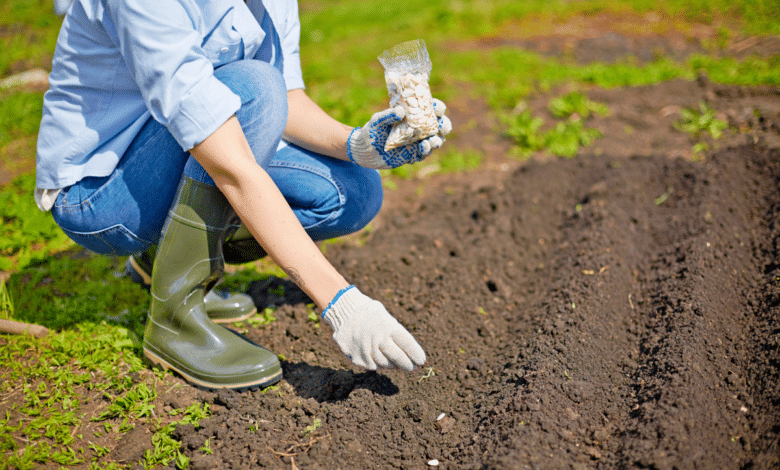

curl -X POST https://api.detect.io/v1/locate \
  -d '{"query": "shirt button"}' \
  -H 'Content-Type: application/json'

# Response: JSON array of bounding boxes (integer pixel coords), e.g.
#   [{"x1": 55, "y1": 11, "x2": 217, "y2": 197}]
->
[{"x1": 220, "y1": 47, "x2": 230, "y2": 54}]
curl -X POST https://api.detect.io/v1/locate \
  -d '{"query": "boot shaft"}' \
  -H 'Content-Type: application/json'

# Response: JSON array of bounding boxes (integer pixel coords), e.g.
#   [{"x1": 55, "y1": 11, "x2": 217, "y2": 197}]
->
[
  {"x1": 151, "y1": 177, "x2": 238, "y2": 311},
  {"x1": 143, "y1": 175, "x2": 282, "y2": 389}
]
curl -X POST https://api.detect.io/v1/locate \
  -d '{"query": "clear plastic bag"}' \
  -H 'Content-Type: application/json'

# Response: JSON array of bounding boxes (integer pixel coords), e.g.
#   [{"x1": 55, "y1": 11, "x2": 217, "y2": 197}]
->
[{"x1": 378, "y1": 39, "x2": 439, "y2": 151}]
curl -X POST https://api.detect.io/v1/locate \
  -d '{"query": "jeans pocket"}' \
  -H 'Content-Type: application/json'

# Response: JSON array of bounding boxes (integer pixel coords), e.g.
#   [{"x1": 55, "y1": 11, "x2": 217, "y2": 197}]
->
[{"x1": 59, "y1": 224, "x2": 149, "y2": 256}]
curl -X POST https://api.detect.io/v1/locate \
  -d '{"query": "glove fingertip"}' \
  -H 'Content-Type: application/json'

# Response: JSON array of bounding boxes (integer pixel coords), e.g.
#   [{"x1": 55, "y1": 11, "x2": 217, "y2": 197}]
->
[
  {"x1": 415, "y1": 349, "x2": 427, "y2": 366},
  {"x1": 371, "y1": 107, "x2": 405, "y2": 128},
  {"x1": 388, "y1": 105, "x2": 406, "y2": 123},
  {"x1": 428, "y1": 135, "x2": 444, "y2": 150},
  {"x1": 420, "y1": 139, "x2": 432, "y2": 157},
  {"x1": 359, "y1": 357, "x2": 377, "y2": 371},
  {"x1": 438, "y1": 115, "x2": 453, "y2": 136},
  {"x1": 393, "y1": 333, "x2": 426, "y2": 368},
  {"x1": 408, "y1": 343, "x2": 426, "y2": 367},
  {"x1": 432, "y1": 98, "x2": 447, "y2": 117}
]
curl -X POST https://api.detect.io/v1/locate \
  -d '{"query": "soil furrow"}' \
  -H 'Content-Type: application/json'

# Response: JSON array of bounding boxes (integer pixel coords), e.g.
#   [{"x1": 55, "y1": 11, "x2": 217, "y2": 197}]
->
[
  {"x1": 454, "y1": 146, "x2": 780, "y2": 469},
  {"x1": 456, "y1": 153, "x2": 668, "y2": 468},
  {"x1": 618, "y1": 146, "x2": 775, "y2": 469},
  {"x1": 741, "y1": 146, "x2": 780, "y2": 469}
]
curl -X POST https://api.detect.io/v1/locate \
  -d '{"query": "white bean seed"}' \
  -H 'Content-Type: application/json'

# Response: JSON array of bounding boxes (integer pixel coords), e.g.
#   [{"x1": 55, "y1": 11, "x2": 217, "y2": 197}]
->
[{"x1": 383, "y1": 71, "x2": 438, "y2": 150}]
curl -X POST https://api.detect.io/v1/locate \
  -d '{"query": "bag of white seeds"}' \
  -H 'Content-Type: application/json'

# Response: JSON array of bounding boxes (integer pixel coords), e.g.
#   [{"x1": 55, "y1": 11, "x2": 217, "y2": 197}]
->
[{"x1": 378, "y1": 39, "x2": 439, "y2": 151}]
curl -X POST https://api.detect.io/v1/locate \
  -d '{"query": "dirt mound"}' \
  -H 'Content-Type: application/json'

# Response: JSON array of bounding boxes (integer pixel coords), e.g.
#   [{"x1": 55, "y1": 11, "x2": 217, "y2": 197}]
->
[
  {"x1": 153, "y1": 140, "x2": 780, "y2": 470},
  {"x1": 458, "y1": 144, "x2": 780, "y2": 470}
]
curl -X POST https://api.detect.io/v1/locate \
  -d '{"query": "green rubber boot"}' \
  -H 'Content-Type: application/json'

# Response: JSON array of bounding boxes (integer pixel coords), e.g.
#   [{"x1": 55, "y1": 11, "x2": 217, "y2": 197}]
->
[
  {"x1": 223, "y1": 224, "x2": 268, "y2": 265},
  {"x1": 127, "y1": 247, "x2": 257, "y2": 323},
  {"x1": 143, "y1": 177, "x2": 282, "y2": 389}
]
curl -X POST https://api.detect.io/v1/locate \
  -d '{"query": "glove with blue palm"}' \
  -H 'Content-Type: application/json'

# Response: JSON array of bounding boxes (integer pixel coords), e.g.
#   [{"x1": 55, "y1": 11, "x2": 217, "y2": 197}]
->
[{"x1": 347, "y1": 99, "x2": 452, "y2": 169}]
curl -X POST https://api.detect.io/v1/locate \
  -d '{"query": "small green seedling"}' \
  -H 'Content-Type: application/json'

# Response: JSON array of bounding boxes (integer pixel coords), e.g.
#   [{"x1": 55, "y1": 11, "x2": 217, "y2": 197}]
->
[
  {"x1": 675, "y1": 101, "x2": 728, "y2": 139},
  {"x1": 548, "y1": 91, "x2": 609, "y2": 119},
  {"x1": 501, "y1": 110, "x2": 545, "y2": 157},
  {"x1": 308, "y1": 309, "x2": 320, "y2": 328},
  {"x1": 246, "y1": 307, "x2": 277, "y2": 328},
  {"x1": 200, "y1": 438, "x2": 213, "y2": 455},
  {"x1": 302, "y1": 418, "x2": 322, "y2": 437}
]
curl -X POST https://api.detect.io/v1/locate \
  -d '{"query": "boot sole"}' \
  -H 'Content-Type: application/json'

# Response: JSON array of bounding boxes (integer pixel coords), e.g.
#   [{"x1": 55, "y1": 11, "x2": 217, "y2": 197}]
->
[
  {"x1": 143, "y1": 347, "x2": 282, "y2": 390},
  {"x1": 210, "y1": 307, "x2": 257, "y2": 324}
]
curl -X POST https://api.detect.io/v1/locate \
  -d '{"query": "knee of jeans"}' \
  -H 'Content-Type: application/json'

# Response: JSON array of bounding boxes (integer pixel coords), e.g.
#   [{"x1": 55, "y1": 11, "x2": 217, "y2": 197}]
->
[
  {"x1": 341, "y1": 167, "x2": 383, "y2": 233},
  {"x1": 214, "y1": 60, "x2": 287, "y2": 117},
  {"x1": 214, "y1": 61, "x2": 287, "y2": 169}
]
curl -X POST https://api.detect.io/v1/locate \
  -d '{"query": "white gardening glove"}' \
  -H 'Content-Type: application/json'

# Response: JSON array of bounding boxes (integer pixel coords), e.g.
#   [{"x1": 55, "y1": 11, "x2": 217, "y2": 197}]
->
[
  {"x1": 347, "y1": 99, "x2": 452, "y2": 169},
  {"x1": 322, "y1": 286, "x2": 426, "y2": 371}
]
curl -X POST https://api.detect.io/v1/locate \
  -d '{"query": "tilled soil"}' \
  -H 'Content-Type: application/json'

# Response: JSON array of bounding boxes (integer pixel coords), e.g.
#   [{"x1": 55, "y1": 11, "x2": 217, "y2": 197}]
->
[{"x1": 137, "y1": 73, "x2": 780, "y2": 469}]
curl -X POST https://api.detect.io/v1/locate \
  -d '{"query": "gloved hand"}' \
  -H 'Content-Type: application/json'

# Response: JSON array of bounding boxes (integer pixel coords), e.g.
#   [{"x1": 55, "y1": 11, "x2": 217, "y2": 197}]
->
[
  {"x1": 347, "y1": 99, "x2": 452, "y2": 169},
  {"x1": 322, "y1": 285, "x2": 426, "y2": 371}
]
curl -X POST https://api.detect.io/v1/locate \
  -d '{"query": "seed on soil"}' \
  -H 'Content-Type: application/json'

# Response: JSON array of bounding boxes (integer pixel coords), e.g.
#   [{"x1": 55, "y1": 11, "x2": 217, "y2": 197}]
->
[
  {"x1": 428, "y1": 460, "x2": 440, "y2": 466},
  {"x1": 436, "y1": 413, "x2": 446, "y2": 421}
]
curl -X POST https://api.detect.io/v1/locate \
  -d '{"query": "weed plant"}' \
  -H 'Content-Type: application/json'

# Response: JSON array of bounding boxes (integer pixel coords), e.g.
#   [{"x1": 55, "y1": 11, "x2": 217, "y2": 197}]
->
[
  {"x1": 675, "y1": 101, "x2": 728, "y2": 140},
  {"x1": 674, "y1": 100, "x2": 729, "y2": 156},
  {"x1": 501, "y1": 93, "x2": 606, "y2": 158}
]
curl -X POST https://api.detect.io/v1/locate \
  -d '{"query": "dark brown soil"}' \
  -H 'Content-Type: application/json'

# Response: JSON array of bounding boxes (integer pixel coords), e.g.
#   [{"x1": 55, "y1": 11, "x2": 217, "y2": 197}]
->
[{"x1": 147, "y1": 60, "x2": 780, "y2": 470}]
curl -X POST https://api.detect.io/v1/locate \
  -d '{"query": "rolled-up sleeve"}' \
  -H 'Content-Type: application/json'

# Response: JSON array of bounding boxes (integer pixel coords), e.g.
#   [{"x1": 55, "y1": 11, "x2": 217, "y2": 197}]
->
[
  {"x1": 280, "y1": 0, "x2": 304, "y2": 91},
  {"x1": 103, "y1": 0, "x2": 240, "y2": 150}
]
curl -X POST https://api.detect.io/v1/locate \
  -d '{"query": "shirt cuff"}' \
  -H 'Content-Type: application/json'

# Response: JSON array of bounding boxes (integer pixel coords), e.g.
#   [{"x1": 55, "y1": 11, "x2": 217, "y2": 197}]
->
[{"x1": 167, "y1": 75, "x2": 241, "y2": 150}]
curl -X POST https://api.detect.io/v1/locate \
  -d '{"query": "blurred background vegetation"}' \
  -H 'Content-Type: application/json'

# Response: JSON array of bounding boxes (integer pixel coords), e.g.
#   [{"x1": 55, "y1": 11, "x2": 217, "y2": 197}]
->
[
  {"x1": 1, "y1": 0, "x2": 779, "y2": 322},
  {"x1": 1, "y1": 0, "x2": 779, "y2": 324}
]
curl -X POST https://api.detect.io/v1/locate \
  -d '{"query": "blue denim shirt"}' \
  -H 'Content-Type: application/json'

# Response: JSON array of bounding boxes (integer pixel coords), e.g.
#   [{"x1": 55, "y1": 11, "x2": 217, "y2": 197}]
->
[{"x1": 36, "y1": 0, "x2": 304, "y2": 193}]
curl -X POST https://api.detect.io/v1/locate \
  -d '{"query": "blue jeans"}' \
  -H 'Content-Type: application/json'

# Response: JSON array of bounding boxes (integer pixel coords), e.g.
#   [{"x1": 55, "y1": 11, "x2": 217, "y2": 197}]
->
[{"x1": 52, "y1": 60, "x2": 383, "y2": 256}]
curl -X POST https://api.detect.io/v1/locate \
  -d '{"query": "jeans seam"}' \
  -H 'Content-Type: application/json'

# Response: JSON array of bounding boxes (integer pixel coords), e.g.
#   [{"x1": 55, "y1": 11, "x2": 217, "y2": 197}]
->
[
  {"x1": 59, "y1": 223, "x2": 154, "y2": 256},
  {"x1": 267, "y1": 160, "x2": 346, "y2": 230}
]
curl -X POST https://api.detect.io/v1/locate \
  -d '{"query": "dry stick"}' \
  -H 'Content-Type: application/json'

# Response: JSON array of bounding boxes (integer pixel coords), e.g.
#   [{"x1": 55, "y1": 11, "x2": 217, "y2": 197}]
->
[
  {"x1": 0, "y1": 68, "x2": 48, "y2": 90},
  {"x1": 0, "y1": 319, "x2": 49, "y2": 338},
  {"x1": 267, "y1": 433, "x2": 330, "y2": 459},
  {"x1": 729, "y1": 36, "x2": 759, "y2": 53},
  {"x1": 266, "y1": 445, "x2": 296, "y2": 458}
]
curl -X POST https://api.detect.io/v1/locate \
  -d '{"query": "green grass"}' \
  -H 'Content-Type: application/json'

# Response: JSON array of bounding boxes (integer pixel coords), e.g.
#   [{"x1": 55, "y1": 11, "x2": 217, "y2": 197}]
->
[
  {"x1": 0, "y1": 90, "x2": 46, "y2": 157},
  {"x1": 0, "y1": 320, "x2": 152, "y2": 468},
  {"x1": 0, "y1": 0, "x2": 61, "y2": 77},
  {"x1": 0, "y1": 173, "x2": 73, "y2": 272},
  {"x1": 298, "y1": 0, "x2": 780, "y2": 126},
  {"x1": 0, "y1": 248, "x2": 268, "y2": 468}
]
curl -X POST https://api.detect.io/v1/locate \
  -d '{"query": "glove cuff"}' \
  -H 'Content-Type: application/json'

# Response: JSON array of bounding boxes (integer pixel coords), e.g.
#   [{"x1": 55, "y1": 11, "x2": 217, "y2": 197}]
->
[
  {"x1": 346, "y1": 128, "x2": 361, "y2": 165},
  {"x1": 321, "y1": 285, "x2": 365, "y2": 330}
]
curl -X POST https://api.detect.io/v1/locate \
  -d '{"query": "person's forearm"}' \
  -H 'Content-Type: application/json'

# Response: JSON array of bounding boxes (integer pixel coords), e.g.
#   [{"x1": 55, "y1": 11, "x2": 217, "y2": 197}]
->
[
  {"x1": 190, "y1": 116, "x2": 349, "y2": 309},
  {"x1": 283, "y1": 88, "x2": 353, "y2": 161}
]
